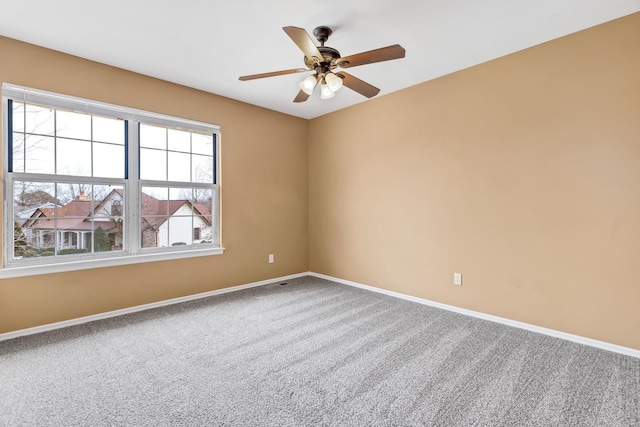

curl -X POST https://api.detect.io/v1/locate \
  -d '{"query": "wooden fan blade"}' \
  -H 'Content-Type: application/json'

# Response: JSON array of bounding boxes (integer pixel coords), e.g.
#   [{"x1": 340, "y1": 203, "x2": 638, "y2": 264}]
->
[
  {"x1": 283, "y1": 26, "x2": 323, "y2": 64},
  {"x1": 336, "y1": 72, "x2": 380, "y2": 98},
  {"x1": 293, "y1": 90, "x2": 311, "y2": 103},
  {"x1": 239, "y1": 68, "x2": 309, "y2": 81},
  {"x1": 336, "y1": 44, "x2": 405, "y2": 68}
]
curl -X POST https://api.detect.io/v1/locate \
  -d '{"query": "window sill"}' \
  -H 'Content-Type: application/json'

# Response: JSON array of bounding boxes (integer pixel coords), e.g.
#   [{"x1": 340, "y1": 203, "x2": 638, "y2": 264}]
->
[{"x1": 0, "y1": 247, "x2": 225, "y2": 279}]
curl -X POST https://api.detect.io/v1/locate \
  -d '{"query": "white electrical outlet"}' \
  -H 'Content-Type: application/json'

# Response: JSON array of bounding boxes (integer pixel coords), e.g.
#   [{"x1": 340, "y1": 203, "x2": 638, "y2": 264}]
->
[
  {"x1": 268, "y1": 254, "x2": 274, "y2": 264},
  {"x1": 453, "y1": 273, "x2": 462, "y2": 286}
]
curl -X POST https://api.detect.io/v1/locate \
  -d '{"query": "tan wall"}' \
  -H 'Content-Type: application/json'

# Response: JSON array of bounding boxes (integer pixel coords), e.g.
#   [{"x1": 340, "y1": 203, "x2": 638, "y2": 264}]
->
[
  {"x1": 309, "y1": 13, "x2": 640, "y2": 350},
  {"x1": 0, "y1": 36, "x2": 309, "y2": 333}
]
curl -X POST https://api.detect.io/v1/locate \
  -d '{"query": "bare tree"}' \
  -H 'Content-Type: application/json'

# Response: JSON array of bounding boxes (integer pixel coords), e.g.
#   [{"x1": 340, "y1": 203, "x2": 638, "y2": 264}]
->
[{"x1": 14, "y1": 184, "x2": 59, "y2": 208}]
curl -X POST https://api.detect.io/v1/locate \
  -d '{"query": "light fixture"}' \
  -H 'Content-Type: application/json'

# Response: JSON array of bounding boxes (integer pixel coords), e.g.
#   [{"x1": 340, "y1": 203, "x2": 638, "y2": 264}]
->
[
  {"x1": 299, "y1": 75, "x2": 317, "y2": 95},
  {"x1": 324, "y1": 72, "x2": 343, "y2": 93},
  {"x1": 320, "y1": 78, "x2": 335, "y2": 99},
  {"x1": 299, "y1": 72, "x2": 341, "y2": 99}
]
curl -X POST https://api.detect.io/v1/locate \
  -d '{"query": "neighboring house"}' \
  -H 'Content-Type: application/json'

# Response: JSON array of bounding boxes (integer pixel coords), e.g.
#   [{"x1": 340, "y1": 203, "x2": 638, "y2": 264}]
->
[
  {"x1": 15, "y1": 202, "x2": 61, "y2": 246},
  {"x1": 15, "y1": 202, "x2": 60, "y2": 226},
  {"x1": 22, "y1": 192, "x2": 122, "y2": 253},
  {"x1": 22, "y1": 190, "x2": 211, "y2": 253},
  {"x1": 139, "y1": 192, "x2": 212, "y2": 248}
]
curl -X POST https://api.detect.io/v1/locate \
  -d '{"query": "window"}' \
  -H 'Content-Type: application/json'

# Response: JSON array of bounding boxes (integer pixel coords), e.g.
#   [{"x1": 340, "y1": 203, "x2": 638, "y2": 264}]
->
[{"x1": 2, "y1": 84, "x2": 221, "y2": 277}]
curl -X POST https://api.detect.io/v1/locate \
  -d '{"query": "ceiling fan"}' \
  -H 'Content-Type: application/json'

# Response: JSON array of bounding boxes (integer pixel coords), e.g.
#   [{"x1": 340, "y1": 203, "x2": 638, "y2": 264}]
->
[{"x1": 239, "y1": 26, "x2": 406, "y2": 102}]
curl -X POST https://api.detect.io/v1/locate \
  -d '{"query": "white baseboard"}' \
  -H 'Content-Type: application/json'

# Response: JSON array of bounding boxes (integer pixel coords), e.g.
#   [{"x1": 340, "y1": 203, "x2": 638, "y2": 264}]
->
[
  {"x1": 309, "y1": 272, "x2": 640, "y2": 359},
  {"x1": 0, "y1": 272, "x2": 307, "y2": 342}
]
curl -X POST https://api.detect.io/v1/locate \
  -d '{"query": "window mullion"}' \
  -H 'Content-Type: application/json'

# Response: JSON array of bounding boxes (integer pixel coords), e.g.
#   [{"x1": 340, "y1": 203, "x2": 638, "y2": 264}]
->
[
  {"x1": 126, "y1": 120, "x2": 140, "y2": 255},
  {"x1": 3, "y1": 98, "x2": 12, "y2": 266},
  {"x1": 213, "y1": 133, "x2": 220, "y2": 245},
  {"x1": 4, "y1": 173, "x2": 14, "y2": 266}
]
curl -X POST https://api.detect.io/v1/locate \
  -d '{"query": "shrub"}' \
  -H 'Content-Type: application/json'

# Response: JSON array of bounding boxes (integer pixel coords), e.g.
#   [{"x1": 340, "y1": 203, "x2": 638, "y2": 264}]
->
[
  {"x1": 13, "y1": 221, "x2": 34, "y2": 257},
  {"x1": 58, "y1": 248, "x2": 89, "y2": 255},
  {"x1": 93, "y1": 226, "x2": 111, "y2": 252}
]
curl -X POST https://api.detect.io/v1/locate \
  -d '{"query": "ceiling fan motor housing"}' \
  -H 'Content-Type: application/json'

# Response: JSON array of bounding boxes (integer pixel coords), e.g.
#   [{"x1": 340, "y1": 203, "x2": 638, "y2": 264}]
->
[{"x1": 305, "y1": 46, "x2": 341, "y2": 71}]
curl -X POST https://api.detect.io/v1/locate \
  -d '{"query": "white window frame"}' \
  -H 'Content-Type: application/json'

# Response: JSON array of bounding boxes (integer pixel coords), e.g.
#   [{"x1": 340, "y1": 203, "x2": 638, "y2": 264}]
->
[{"x1": 1, "y1": 84, "x2": 223, "y2": 279}]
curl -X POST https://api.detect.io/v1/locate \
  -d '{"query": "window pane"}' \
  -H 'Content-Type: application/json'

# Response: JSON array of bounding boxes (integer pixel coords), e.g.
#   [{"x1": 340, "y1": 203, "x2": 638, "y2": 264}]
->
[
  {"x1": 57, "y1": 231, "x2": 86, "y2": 256},
  {"x1": 13, "y1": 181, "x2": 57, "y2": 212},
  {"x1": 169, "y1": 187, "x2": 188, "y2": 203},
  {"x1": 194, "y1": 215, "x2": 213, "y2": 243},
  {"x1": 193, "y1": 189, "x2": 213, "y2": 244},
  {"x1": 96, "y1": 185, "x2": 125, "y2": 253},
  {"x1": 56, "y1": 138, "x2": 91, "y2": 176},
  {"x1": 193, "y1": 189, "x2": 213, "y2": 208},
  {"x1": 141, "y1": 186, "x2": 169, "y2": 237},
  {"x1": 192, "y1": 132, "x2": 213, "y2": 155},
  {"x1": 91, "y1": 221, "x2": 115, "y2": 253},
  {"x1": 168, "y1": 215, "x2": 193, "y2": 246},
  {"x1": 141, "y1": 216, "x2": 169, "y2": 248},
  {"x1": 172, "y1": 188, "x2": 213, "y2": 246},
  {"x1": 57, "y1": 110, "x2": 91, "y2": 140},
  {"x1": 25, "y1": 104, "x2": 55, "y2": 136},
  {"x1": 93, "y1": 142, "x2": 124, "y2": 178},
  {"x1": 13, "y1": 217, "x2": 33, "y2": 259},
  {"x1": 140, "y1": 124, "x2": 166, "y2": 149},
  {"x1": 168, "y1": 128, "x2": 190, "y2": 152},
  {"x1": 168, "y1": 187, "x2": 189, "y2": 246},
  {"x1": 12, "y1": 101, "x2": 25, "y2": 132},
  {"x1": 93, "y1": 116, "x2": 125, "y2": 144},
  {"x1": 193, "y1": 209, "x2": 212, "y2": 244},
  {"x1": 54, "y1": 184, "x2": 87, "y2": 255},
  {"x1": 139, "y1": 187, "x2": 212, "y2": 249},
  {"x1": 140, "y1": 148, "x2": 166, "y2": 180},
  {"x1": 168, "y1": 187, "x2": 192, "y2": 247},
  {"x1": 11, "y1": 133, "x2": 25, "y2": 173},
  {"x1": 55, "y1": 185, "x2": 92, "y2": 220},
  {"x1": 20, "y1": 218, "x2": 56, "y2": 258},
  {"x1": 168, "y1": 151, "x2": 190, "y2": 182},
  {"x1": 13, "y1": 181, "x2": 57, "y2": 260},
  {"x1": 192, "y1": 154, "x2": 213, "y2": 183},
  {"x1": 93, "y1": 184, "x2": 124, "y2": 222},
  {"x1": 25, "y1": 135, "x2": 55, "y2": 174},
  {"x1": 55, "y1": 183, "x2": 88, "y2": 205},
  {"x1": 142, "y1": 186, "x2": 168, "y2": 208}
]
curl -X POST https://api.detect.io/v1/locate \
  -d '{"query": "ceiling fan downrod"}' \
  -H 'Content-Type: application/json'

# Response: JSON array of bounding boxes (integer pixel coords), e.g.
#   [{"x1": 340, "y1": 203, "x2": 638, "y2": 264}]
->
[{"x1": 312, "y1": 26, "x2": 332, "y2": 46}]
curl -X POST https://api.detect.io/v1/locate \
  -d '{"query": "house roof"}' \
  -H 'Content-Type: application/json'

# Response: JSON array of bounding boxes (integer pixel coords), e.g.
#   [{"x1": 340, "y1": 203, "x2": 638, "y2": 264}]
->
[
  {"x1": 26, "y1": 200, "x2": 117, "y2": 232},
  {"x1": 25, "y1": 190, "x2": 212, "y2": 232},
  {"x1": 141, "y1": 196, "x2": 211, "y2": 230}
]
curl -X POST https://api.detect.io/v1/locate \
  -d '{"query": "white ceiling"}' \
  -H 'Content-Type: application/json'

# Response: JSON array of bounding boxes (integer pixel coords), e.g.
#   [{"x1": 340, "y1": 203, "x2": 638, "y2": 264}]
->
[{"x1": 1, "y1": 0, "x2": 638, "y2": 119}]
